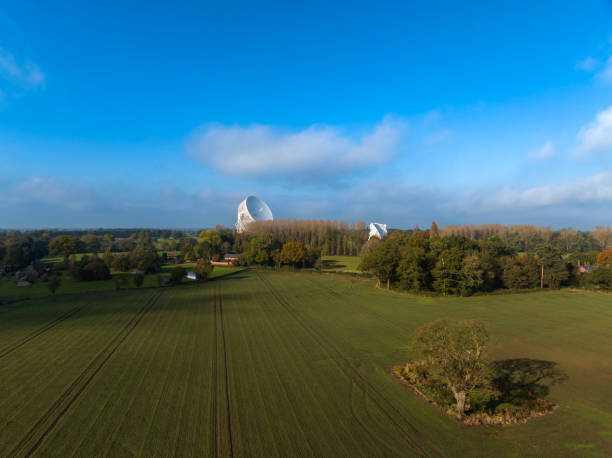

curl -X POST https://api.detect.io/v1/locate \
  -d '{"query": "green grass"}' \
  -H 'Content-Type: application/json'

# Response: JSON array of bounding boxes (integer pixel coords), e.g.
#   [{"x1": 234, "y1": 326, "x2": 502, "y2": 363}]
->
[
  {"x1": 0, "y1": 266, "x2": 243, "y2": 302},
  {"x1": 321, "y1": 255, "x2": 362, "y2": 273},
  {"x1": 0, "y1": 271, "x2": 611, "y2": 456}
]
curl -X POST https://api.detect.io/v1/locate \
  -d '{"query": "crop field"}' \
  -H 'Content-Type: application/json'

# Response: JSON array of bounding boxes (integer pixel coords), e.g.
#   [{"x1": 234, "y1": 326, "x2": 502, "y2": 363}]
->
[
  {"x1": 1, "y1": 271, "x2": 611, "y2": 456},
  {"x1": 321, "y1": 255, "x2": 362, "y2": 273},
  {"x1": 0, "y1": 266, "x2": 243, "y2": 302}
]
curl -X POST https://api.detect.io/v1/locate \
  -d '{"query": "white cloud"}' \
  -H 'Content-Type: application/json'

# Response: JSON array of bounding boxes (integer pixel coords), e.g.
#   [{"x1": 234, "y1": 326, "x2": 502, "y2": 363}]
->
[
  {"x1": 467, "y1": 170, "x2": 612, "y2": 210},
  {"x1": 422, "y1": 128, "x2": 453, "y2": 146},
  {"x1": 186, "y1": 116, "x2": 407, "y2": 180},
  {"x1": 2, "y1": 176, "x2": 93, "y2": 210},
  {"x1": 529, "y1": 140, "x2": 555, "y2": 161},
  {"x1": 575, "y1": 56, "x2": 600, "y2": 72},
  {"x1": 0, "y1": 47, "x2": 45, "y2": 88},
  {"x1": 575, "y1": 105, "x2": 612, "y2": 156},
  {"x1": 599, "y1": 57, "x2": 612, "y2": 84}
]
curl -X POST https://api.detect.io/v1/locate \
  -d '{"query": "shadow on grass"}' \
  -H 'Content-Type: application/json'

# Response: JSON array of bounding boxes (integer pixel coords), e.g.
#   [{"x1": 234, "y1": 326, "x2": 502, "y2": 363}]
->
[
  {"x1": 491, "y1": 358, "x2": 569, "y2": 405},
  {"x1": 321, "y1": 260, "x2": 347, "y2": 270}
]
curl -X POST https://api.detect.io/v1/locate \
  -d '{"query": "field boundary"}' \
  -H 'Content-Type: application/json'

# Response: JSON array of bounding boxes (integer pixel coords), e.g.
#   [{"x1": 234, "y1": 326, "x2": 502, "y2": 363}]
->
[
  {"x1": 10, "y1": 290, "x2": 163, "y2": 458},
  {"x1": 255, "y1": 272, "x2": 444, "y2": 458}
]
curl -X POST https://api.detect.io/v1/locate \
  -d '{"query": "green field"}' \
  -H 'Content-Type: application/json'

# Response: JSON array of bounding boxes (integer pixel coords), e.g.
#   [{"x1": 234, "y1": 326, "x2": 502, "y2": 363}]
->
[
  {"x1": 1, "y1": 271, "x2": 611, "y2": 456},
  {"x1": 0, "y1": 266, "x2": 243, "y2": 302},
  {"x1": 321, "y1": 255, "x2": 362, "y2": 273}
]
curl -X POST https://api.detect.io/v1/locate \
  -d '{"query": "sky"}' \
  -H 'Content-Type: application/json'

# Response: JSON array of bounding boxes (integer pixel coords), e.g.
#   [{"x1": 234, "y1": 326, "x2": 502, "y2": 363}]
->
[{"x1": 1, "y1": 0, "x2": 612, "y2": 230}]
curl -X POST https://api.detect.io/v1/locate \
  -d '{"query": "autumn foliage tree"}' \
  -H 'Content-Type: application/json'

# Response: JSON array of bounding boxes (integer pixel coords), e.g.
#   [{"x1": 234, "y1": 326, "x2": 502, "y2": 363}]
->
[
  {"x1": 279, "y1": 242, "x2": 310, "y2": 267},
  {"x1": 596, "y1": 249, "x2": 612, "y2": 266},
  {"x1": 411, "y1": 319, "x2": 492, "y2": 417}
]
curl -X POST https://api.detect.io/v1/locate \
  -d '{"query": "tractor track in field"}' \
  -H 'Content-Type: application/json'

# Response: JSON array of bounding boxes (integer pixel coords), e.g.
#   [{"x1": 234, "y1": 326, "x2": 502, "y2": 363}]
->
[
  {"x1": 257, "y1": 272, "x2": 444, "y2": 458},
  {"x1": 213, "y1": 290, "x2": 220, "y2": 458},
  {"x1": 10, "y1": 291, "x2": 163, "y2": 458},
  {"x1": 349, "y1": 381, "x2": 405, "y2": 457},
  {"x1": 0, "y1": 304, "x2": 87, "y2": 360},
  {"x1": 213, "y1": 284, "x2": 235, "y2": 458}
]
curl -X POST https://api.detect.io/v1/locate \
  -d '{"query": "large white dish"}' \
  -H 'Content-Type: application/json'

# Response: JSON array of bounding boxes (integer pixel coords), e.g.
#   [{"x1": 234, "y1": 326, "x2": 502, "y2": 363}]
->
[{"x1": 235, "y1": 195, "x2": 273, "y2": 232}]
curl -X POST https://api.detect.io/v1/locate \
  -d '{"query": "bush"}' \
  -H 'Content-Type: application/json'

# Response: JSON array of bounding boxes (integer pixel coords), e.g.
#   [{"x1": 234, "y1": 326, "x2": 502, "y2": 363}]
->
[
  {"x1": 73, "y1": 259, "x2": 111, "y2": 281},
  {"x1": 169, "y1": 266, "x2": 186, "y2": 284},
  {"x1": 133, "y1": 272, "x2": 145, "y2": 288},
  {"x1": 584, "y1": 266, "x2": 612, "y2": 290},
  {"x1": 47, "y1": 275, "x2": 61, "y2": 294},
  {"x1": 194, "y1": 259, "x2": 213, "y2": 280},
  {"x1": 113, "y1": 277, "x2": 129, "y2": 290}
]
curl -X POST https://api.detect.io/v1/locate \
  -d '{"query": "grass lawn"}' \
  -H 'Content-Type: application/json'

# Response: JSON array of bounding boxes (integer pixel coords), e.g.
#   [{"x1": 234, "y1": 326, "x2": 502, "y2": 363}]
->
[
  {"x1": 0, "y1": 271, "x2": 611, "y2": 456},
  {"x1": 321, "y1": 255, "x2": 362, "y2": 273}
]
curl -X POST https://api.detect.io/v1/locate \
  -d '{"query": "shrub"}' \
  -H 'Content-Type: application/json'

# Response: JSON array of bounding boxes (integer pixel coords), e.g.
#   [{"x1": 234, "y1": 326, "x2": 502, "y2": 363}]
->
[
  {"x1": 113, "y1": 277, "x2": 129, "y2": 290},
  {"x1": 73, "y1": 259, "x2": 111, "y2": 281},
  {"x1": 47, "y1": 275, "x2": 61, "y2": 294},
  {"x1": 133, "y1": 272, "x2": 145, "y2": 288},
  {"x1": 194, "y1": 259, "x2": 213, "y2": 280},
  {"x1": 170, "y1": 266, "x2": 186, "y2": 284}
]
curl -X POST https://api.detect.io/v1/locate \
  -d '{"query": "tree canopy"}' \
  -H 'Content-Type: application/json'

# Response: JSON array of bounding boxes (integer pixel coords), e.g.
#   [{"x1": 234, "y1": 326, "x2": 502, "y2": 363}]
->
[{"x1": 411, "y1": 319, "x2": 492, "y2": 416}]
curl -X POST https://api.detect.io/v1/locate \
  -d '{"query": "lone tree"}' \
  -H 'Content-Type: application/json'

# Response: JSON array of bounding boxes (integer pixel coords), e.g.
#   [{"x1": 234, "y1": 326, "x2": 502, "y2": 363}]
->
[
  {"x1": 194, "y1": 259, "x2": 214, "y2": 280},
  {"x1": 411, "y1": 318, "x2": 492, "y2": 417},
  {"x1": 47, "y1": 274, "x2": 61, "y2": 294}
]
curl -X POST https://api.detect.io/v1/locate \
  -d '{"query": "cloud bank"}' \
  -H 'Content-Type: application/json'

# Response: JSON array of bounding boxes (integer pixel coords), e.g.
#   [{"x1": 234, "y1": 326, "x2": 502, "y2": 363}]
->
[
  {"x1": 0, "y1": 47, "x2": 45, "y2": 88},
  {"x1": 575, "y1": 105, "x2": 612, "y2": 157},
  {"x1": 480, "y1": 170, "x2": 612, "y2": 210},
  {"x1": 186, "y1": 116, "x2": 407, "y2": 181},
  {"x1": 2, "y1": 169, "x2": 612, "y2": 230}
]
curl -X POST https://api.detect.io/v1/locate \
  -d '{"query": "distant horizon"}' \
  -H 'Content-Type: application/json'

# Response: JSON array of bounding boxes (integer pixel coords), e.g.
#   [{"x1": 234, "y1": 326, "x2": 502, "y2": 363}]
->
[{"x1": 1, "y1": 221, "x2": 607, "y2": 233}]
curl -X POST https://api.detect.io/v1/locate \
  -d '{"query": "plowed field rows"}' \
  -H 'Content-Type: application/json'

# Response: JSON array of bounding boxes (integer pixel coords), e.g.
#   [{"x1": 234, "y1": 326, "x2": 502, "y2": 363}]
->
[{"x1": 1, "y1": 272, "x2": 611, "y2": 456}]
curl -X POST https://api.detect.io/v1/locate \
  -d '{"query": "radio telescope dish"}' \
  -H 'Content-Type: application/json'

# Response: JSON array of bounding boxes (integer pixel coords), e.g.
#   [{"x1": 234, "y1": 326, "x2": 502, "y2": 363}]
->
[
  {"x1": 368, "y1": 222, "x2": 388, "y2": 240},
  {"x1": 235, "y1": 195, "x2": 273, "y2": 232}
]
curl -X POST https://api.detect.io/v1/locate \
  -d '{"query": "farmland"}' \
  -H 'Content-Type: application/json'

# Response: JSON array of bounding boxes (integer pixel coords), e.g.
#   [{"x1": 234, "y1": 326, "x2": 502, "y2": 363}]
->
[
  {"x1": 1, "y1": 271, "x2": 611, "y2": 456},
  {"x1": 321, "y1": 255, "x2": 362, "y2": 273},
  {"x1": 0, "y1": 265, "x2": 243, "y2": 302}
]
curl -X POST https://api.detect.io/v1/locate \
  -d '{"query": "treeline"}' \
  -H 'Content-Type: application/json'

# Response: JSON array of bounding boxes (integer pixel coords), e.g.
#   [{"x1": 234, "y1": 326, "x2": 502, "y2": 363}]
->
[
  {"x1": 242, "y1": 219, "x2": 368, "y2": 256},
  {"x1": 360, "y1": 231, "x2": 612, "y2": 295},
  {"x1": 0, "y1": 229, "x2": 187, "y2": 240},
  {"x1": 0, "y1": 232, "x2": 49, "y2": 269},
  {"x1": 437, "y1": 224, "x2": 611, "y2": 253}
]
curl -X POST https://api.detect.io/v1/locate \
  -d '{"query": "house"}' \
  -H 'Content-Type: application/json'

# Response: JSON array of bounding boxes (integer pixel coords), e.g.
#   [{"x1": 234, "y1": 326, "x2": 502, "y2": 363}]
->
[
  {"x1": 577, "y1": 260, "x2": 598, "y2": 273},
  {"x1": 224, "y1": 254, "x2": 240, "y2": 261},
  {"x1": 166, "y1": 253, "x2": 183, "y2": 265}
]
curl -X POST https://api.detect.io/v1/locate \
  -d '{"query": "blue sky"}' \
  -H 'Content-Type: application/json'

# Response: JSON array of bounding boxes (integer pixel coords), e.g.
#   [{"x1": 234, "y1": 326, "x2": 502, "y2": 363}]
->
[{"x1": 1, "y1": 1, "x2": 612, "y2": 229}]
